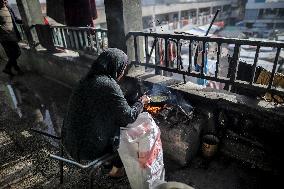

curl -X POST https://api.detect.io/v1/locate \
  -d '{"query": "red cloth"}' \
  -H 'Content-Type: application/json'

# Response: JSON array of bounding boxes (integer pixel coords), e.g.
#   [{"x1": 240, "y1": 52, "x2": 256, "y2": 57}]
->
[
  {"x1": 159, "y1": 39, "x2": 177, "y2": 65},
  {"x1": 43, "y1": 17, "x2": 49, "y2": 25},
  {"x1": 159, "y1": 39, "x2": 164, "y2": 65},
  {"x1": 213, "y1": 21, "x2": 225, "y2": 28},
  {"x1": 90, "y1": 0, "x2": 98, "y2": 19},
  {"x1": 64, "y1": 0, "x2": 97, "y2": 27}
]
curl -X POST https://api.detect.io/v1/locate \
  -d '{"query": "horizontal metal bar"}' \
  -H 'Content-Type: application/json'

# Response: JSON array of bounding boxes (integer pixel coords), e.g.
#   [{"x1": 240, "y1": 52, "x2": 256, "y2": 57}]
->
[
  {"x1": 132, "y1": 61, "x2": 230, "y2": 84},
  {"x1": 49, "y1": 153, "x2": 116, "y2": 169},
  {"x1": 50, "y1": 25, "x2": 107, "y2": 33},
  {"x1": 133, "y1": 61, "x2": 284, "y2": 96},
  {"x1": 30, "y1": 128, "x2": 61, "y2": 140},
  {"x1": 128, "y1": 31, "x2": 284, "y2": 48}
]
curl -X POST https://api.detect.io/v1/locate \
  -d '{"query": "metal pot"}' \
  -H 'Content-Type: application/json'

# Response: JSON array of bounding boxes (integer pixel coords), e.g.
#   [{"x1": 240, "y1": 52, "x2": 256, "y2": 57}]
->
[
  {"x1": 148, "y1": 89, "x2": 171, "y2": 105},
  {"x1": 149, "y1": 94, "x2": 170, "y2": 106},
  {"x1": 201, "y1": 134, "x2": 219, "y2": 158}
]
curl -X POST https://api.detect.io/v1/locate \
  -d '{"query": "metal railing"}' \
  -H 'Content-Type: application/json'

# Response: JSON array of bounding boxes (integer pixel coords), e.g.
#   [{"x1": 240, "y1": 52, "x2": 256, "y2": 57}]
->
[
  {"x1": 16, "y1": 24, "x2": 108, "y2": 55},
  {"x1": 51, "y1": 26, "x2": 108, "y2": 54},
  {"x1": 16, "y1": 24, "x2": 28, "y2": 43},
  {"x1": 129, "y1": 31, "x2": 284, "y2": 96}
]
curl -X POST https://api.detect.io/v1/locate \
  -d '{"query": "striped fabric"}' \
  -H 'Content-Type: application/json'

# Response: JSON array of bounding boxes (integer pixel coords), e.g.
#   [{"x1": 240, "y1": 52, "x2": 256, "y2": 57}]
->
[{"x1": 0, "y1": 6, "x2": 17, "y2": 42}]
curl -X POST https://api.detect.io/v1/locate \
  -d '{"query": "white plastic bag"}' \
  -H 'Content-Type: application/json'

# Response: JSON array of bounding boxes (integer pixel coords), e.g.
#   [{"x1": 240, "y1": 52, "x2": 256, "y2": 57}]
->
[{"x1": 118, "y1": 112, "x2": 165, "y2": 189}]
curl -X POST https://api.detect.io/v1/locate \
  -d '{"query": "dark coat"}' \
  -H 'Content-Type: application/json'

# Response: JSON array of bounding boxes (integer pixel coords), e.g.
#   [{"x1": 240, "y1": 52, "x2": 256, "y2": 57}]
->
[
  {"x1": 62, "y1": 49, "x2": 143, "y2": 161},
  {"x1": 64, "y1": 0, "x2": 97, "y2": 27}
]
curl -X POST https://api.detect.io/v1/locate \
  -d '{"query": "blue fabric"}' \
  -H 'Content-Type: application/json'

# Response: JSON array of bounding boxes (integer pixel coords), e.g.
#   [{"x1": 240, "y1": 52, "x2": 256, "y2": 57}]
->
[{"x1": 195, "y1": 44, "x2": 208, "y2": 86}]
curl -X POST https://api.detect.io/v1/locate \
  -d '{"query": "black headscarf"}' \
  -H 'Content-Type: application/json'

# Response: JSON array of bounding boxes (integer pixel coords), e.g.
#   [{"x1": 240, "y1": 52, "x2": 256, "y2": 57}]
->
[{"x1": 86, "y1": 48, "x2": 128, "y2": 80}]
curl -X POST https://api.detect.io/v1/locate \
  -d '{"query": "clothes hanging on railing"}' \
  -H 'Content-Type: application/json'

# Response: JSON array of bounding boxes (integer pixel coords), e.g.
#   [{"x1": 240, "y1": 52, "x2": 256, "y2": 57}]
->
[
  {"x1": 158, "y1": 39, "x2": 177, "y2": 67},
  {"x1": 157, "y1": 39, "x2": 177, "y2": 77},
  {"x1": 194, "y1": 42, "x2": 208, "y2": 86}
]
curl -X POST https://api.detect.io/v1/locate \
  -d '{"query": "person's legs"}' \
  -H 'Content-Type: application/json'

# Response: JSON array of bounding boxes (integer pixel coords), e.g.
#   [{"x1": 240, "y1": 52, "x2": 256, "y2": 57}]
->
[{"x1": 1, "y1": 41, "x2": 22, "y2": 75}]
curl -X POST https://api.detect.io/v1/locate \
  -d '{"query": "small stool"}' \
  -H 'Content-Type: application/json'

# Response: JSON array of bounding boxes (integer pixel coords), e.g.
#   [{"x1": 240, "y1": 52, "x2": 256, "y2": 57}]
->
[
  {"x1": 50, "y1": 151, "x2": 116, "y2": 188},
  {"x1": 30, "y1": 128, "x2": 116, "y2": 188}
]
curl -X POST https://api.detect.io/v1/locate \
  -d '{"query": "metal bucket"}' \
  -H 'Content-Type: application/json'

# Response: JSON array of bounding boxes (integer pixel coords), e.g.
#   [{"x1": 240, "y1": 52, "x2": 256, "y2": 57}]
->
[
  {"x1": 201, "y1": 134, "x2": 219, "y2": 158},
  {"x1": 153, "y1": 181, "x2": 194, "y2": 189}
]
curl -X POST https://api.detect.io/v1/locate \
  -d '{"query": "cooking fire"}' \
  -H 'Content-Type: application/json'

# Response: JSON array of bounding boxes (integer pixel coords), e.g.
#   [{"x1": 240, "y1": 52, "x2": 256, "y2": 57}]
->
[{"x1": 144, "y1": 104, "x2": 166, "y2": 115}]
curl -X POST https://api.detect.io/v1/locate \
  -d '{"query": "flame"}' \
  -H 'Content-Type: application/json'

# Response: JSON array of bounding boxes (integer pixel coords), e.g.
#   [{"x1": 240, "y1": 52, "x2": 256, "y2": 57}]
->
[{"x1": 145, "y1": 105, "x2": 163, "y2": 115}]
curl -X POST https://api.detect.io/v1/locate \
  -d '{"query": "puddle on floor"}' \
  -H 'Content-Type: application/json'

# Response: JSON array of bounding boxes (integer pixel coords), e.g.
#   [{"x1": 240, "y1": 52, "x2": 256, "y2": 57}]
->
[
  {"x1": 3, "y1": 81, "x2": 69, "y2": 147},
  {"x1": 6, "y1": 84, "x2": 23, "y2": 118}
]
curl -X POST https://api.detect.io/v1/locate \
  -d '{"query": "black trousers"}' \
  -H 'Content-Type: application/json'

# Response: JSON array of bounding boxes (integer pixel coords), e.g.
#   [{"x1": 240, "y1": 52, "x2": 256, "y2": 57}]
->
[{"x1": 1, "y1": 41, "x2": 21, "y2": 70}]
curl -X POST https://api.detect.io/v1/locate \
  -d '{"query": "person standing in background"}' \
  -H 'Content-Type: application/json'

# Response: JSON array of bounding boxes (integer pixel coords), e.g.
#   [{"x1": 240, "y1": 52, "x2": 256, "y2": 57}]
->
[
  {"x1": 0, "y1": 0, "x2": 23, "y2": 77},
  {"x1": 64, "y1": 0, "x2": 97, "y2": 27}
]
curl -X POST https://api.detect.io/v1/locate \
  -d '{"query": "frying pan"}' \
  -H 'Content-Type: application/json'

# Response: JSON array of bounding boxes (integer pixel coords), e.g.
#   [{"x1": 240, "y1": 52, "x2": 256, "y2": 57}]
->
[
  {"x1": 149, "y1": 94, "x2": 169, "y2": 106},
  {"x1": 147, "y1": 90, "x2": 171, "y2": 106}
]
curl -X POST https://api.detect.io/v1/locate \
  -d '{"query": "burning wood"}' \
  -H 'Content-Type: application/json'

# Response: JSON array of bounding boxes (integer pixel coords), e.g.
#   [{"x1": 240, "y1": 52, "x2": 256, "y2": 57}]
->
[{"x1": 144, "y1": 105, "x2": 164, "y2": 116}]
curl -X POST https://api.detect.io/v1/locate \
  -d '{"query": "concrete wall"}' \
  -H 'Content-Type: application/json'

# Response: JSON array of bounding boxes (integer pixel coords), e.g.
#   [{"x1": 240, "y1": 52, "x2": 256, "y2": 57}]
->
[{"x1": 16, "y1": 44, "x2": 93, "y2": 87}]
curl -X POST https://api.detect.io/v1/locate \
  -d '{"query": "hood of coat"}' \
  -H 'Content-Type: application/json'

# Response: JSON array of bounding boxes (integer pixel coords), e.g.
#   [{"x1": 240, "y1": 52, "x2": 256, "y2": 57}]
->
[{"x1": 86, "y1": 48, "x2": 128, "y2": 80}]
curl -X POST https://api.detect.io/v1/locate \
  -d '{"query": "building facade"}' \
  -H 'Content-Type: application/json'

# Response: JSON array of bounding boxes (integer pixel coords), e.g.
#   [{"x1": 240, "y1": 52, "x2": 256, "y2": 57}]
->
[
  {"x1": 95, "y1": 0, "x2": 232, "y2": 29},
  {"x1": 244, "y1": 0, "x2": 284, "y2": 29}
]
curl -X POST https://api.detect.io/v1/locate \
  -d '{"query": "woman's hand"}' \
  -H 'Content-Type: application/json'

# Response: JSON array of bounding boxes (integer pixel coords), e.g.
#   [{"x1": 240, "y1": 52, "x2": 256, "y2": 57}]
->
[{"x1": 140, "y1": 95, "x2": 151, "y2": 105}]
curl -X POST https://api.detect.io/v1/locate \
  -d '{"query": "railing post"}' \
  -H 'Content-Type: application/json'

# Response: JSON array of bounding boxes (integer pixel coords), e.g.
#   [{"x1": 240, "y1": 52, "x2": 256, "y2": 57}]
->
[
  {"x1": 224, "y1": 44, "x2": 240, "y2": 91},
  {"x1": 188, "y1": 40, "x2": 192, "y2": 73},
  {"x1": 215, "y1": 42, "x2": 221, "y2": 78},
  {"x1": 155, "y1": 38, "x2": 161, "y2": 75},
  {"x1": 250, "y1": 45, "x2": 260, "y2": 85},
  {"x1": 164, "y1": 38, "x2": 169, "y2": 68},
  {"x1": 267, "y1": 47, "x2": 281, "y2": 90}
]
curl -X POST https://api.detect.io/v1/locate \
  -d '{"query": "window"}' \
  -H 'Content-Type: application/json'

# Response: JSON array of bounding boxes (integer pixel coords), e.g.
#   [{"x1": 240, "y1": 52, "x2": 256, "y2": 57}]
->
[{"x1": 245, "y1": 9, "x2": 259, "y2": 20}]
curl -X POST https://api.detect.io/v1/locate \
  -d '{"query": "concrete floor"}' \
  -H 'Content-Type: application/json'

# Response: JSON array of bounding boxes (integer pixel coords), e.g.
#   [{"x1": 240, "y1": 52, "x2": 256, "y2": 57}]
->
[{"x1": 0, "y1": 61, "x2": 281, "y2": 189}]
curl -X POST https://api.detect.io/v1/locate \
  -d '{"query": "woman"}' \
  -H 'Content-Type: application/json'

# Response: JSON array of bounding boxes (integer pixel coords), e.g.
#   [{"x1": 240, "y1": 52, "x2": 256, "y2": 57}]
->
[
  {"x1": 0, "y1": 0, "x2": 23, "y2": 77},
  {"x1": 61, "y1": 48, "x2": 150, "y2": 177}
]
